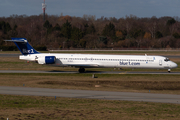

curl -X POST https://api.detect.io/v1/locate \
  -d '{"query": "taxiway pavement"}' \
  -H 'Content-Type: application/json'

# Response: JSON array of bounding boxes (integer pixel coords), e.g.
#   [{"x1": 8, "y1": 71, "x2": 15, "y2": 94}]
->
[{"x1": 0, "y1": 86, "x2": 180, "y2": 104}]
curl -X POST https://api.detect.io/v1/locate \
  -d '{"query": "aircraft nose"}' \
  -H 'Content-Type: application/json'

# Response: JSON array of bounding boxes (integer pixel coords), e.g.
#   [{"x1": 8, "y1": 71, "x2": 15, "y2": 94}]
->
[{"x1": 171, "y1": 62, "x2": 178, "y2": 68}]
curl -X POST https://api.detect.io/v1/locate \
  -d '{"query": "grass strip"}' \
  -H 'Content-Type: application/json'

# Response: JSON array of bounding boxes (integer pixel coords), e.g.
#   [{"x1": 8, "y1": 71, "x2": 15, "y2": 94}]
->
[{"x1": 0, "y1": 94, "x2": 180, "y2": 120}]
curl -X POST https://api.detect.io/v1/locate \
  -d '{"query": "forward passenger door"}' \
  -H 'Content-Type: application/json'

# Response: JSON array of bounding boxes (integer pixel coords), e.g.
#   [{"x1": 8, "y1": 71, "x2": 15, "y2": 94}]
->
[{"x1": 159, "y1": 60, "x2": 162, "y2": 66}]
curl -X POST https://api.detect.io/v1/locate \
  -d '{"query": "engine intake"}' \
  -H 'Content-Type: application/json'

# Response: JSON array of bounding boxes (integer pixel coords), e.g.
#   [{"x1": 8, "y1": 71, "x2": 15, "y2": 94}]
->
[{"x1": 37, "y1": 56, "x2": 56, "y2": 64}]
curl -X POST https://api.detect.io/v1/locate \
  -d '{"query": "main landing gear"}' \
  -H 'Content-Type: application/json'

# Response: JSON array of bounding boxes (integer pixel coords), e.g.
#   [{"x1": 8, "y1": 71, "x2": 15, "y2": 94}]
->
[
  {"x1": 168, "y1": 69, "x2": 171, "y2": 73},
  {"x1": 78, "y1": 68, "x2": 85, "y2": 73}
]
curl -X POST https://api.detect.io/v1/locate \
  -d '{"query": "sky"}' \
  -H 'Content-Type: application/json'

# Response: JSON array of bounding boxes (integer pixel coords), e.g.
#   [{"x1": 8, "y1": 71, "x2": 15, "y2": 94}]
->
[{"x1": 0, "y1": 0, "x2": 180, "y2": 19}]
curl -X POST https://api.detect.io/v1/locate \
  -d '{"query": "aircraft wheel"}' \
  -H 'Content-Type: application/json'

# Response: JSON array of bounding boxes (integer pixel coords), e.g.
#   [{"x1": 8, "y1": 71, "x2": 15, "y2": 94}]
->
[
  {"x1": 168, "y1": 69, "x2": 171, "y2": 73},
  {"x1": 78, "y1": 68, "x2": 85, "y2": 73}
]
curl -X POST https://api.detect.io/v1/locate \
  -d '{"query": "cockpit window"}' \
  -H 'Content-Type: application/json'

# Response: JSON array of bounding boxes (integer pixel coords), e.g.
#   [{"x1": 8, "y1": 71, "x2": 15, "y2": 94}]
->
[{"x1": 164, "y1": 58, "x2": 170, "y2": 62}]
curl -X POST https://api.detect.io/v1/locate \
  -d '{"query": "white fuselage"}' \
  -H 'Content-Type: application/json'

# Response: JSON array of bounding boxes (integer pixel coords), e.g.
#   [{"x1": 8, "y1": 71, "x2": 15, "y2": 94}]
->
[{"x1": 19, "y1": 53, "x2": 178, "y2": 69}]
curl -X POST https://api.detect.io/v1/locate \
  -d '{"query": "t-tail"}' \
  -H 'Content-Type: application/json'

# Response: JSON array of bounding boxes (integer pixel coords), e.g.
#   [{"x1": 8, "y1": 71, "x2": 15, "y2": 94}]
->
[{"x1": 5, "y1": 38, "x2": 39, "y2": 55}]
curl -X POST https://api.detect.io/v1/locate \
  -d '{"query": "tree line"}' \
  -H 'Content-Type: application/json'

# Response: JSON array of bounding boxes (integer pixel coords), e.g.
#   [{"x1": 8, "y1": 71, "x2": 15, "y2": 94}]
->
[{"x1": 1, "y1": 14, "x2": 180, "y2": 50}]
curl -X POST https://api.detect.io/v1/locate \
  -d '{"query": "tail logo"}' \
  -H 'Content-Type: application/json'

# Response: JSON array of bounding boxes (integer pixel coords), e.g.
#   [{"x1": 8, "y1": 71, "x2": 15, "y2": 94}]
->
[{"x1": 23, "y1": 49, "x2": 34, "y2": 54}]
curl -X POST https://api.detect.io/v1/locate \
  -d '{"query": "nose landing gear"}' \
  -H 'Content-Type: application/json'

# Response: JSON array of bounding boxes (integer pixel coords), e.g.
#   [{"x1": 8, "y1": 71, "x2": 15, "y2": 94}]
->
[{"x1": 168, "y1": 69, "x2": 171, "y2": 73}]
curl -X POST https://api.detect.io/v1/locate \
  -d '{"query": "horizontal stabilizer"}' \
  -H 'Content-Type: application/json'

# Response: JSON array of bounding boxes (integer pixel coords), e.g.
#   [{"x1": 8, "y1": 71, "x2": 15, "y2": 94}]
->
[{"x1": 4, "y1": 40, "x2": 27, "y2": 42}]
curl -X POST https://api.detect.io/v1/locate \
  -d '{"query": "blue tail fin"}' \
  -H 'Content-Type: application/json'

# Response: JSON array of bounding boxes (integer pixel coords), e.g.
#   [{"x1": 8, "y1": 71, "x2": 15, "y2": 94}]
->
[{"x1": 5, "y1": 38, "x2": 39, "y2": 55}]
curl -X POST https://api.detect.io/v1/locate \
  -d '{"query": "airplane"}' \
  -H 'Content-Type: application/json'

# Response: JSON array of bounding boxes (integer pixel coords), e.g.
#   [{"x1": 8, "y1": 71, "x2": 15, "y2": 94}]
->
[{"x1": 5, "y1": 38, "x2": 178, "y2": 73}]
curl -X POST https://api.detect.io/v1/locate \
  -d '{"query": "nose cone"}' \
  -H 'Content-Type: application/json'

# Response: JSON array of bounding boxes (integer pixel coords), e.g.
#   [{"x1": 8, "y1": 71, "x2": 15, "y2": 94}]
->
[{"x1": 170, "y1": 62, "x2": 178, "y2": 68}]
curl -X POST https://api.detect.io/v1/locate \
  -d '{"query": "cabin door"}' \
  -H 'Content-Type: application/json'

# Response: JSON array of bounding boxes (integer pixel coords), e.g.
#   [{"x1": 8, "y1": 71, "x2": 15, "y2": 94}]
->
[{"x1": 159, "y1": 60, "x2": 162, "y2": 66}]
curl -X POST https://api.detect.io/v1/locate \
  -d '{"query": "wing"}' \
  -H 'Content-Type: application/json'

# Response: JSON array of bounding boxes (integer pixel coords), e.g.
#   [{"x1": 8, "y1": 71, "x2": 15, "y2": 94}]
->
[{"x1": 65, "y1": 63, "x2": 99, "y2": 68}]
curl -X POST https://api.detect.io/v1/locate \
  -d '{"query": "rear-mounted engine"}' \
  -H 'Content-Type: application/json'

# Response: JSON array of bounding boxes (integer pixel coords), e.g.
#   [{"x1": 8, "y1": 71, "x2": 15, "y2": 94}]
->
[{"x1": 37, "y1": 56, "x2": 56, "y2": 64}]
